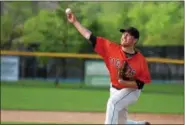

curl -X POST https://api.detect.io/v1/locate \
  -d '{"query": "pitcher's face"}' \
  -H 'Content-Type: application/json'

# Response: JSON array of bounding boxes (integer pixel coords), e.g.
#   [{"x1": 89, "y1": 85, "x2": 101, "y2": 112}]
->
[{"x1": 120, "y1": 32, "x2": 136, "y2": 47}]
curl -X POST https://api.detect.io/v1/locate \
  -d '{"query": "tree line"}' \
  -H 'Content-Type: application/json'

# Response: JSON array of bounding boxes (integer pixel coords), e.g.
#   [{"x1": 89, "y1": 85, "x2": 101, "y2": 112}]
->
[{"x1": 1, "y1": 1, "x2": 184, "y2": 53}]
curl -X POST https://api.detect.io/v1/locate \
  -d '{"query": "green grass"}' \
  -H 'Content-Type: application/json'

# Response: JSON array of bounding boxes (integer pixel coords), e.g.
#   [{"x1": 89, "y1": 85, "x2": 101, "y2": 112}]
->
[
  {"x1": 1, "y1": 81, "x2": 184, "y2": 114},
  {"x1": 1, "y1": 86, "x2": 108, "y2": 112},
  {"x1": 129, "y1": 92, "x2": 184, "y2": 113},
  {"x1": 1, "y1": 80, "x2": 184, "y2": 94}
]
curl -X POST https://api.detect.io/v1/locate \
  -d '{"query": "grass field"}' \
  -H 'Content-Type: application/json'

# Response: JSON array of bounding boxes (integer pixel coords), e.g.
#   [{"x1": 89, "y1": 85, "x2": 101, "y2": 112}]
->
[
  {"x1": 1, "y1": 80, "x2": 184, "y2": 94},
  {"x1": 1, "y1": 80, "x2": 184, "y2": 114}
]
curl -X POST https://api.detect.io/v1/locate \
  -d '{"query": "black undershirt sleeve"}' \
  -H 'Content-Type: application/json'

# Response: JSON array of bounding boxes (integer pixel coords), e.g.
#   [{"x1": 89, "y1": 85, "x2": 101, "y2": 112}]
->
[
  {"x1": 89, "y1": 34, "x2": 97, "y2": 48},
  {"x1": 135, "y1": 79, "x2": 145, "y2": 89}
]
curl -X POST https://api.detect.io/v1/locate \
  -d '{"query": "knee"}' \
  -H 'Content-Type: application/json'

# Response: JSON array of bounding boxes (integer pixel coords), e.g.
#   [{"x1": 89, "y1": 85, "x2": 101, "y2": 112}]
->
[{"x1": 107, "y1": 98, "x2": 123, "y2": 111}]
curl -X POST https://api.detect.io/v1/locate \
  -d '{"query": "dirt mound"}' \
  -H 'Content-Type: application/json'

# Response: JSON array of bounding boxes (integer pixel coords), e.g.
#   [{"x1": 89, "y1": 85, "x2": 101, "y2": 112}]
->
[{"x1": 1, "y1": 110, "x2": 184, "y2": 124}]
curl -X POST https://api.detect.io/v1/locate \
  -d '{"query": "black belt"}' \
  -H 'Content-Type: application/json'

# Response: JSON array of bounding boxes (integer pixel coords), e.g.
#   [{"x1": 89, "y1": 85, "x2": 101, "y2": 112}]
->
[{"x1": 112, "y1": 85, "x2": 122, "y2": 90}]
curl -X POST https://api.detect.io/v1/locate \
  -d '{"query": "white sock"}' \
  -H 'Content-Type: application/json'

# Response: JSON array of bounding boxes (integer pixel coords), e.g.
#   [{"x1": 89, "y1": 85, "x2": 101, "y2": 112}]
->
[{"x1": 126, "y1": 119, "x2": 146, "y2": 124}]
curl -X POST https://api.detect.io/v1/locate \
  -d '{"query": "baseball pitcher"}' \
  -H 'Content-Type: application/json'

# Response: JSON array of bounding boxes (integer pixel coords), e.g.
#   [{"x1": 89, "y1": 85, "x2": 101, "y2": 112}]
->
[{"x1": 66, "y1": 9, "x2": 151, "y2": 125}]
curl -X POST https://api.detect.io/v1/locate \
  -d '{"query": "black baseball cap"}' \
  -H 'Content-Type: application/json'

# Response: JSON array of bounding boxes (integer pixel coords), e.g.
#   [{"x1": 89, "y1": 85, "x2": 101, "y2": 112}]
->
[{"x1": 120, "y1": 27, "x2": 140, "y2": 39}]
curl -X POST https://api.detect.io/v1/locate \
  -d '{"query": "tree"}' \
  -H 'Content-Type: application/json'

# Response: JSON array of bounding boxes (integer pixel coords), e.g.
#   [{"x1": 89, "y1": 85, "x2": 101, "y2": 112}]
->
[
  {"x1": 0, "y1": 1, "x2": 35, "y2": 49},
  {"x1": 20, "y1": 2, "x2": 90, "y2": 85},
  {"x1": 123, "y1": 1, "x2": 184, "y2": 46}
]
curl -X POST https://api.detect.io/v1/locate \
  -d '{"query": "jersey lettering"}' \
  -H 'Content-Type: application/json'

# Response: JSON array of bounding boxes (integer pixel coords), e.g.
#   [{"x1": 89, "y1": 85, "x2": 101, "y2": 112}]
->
[{"x1": 109, "y1": 57, "x2": 121, "y2": 69}]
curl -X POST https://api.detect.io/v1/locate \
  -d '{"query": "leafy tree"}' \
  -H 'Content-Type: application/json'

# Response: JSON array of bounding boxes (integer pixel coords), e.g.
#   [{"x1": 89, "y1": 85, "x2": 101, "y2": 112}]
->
[
  {"x1": 1, "y1": 1, "x2": 184, "y2": 51},
  {"x1": 142, "y1": 2, "x2": 184, "y2": 46},
  {"x1": 20, "y1": 2, "x2": 90, "y2": 83},
  {"x1": 93, "y1": 1, "x2": 184, "y2": 46},
  {"x1": 0, "y1": 1, "x2": 35, "y2": 49}
]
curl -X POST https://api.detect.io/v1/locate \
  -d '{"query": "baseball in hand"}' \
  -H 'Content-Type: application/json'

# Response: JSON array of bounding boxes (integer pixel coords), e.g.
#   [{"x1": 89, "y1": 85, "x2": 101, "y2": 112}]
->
[{"x1": 65, "y1": 8, "x2": 72, "y2": 15}]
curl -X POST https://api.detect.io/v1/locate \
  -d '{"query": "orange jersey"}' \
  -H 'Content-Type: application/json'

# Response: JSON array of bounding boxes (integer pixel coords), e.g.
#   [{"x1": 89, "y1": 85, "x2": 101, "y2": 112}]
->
[{"x1": 94, "y1": 37, "x2": 151, "y2": 89}]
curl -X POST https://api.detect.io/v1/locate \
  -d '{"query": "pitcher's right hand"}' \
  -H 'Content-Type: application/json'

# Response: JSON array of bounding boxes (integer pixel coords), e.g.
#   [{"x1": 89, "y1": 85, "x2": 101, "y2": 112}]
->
[{"x1": 66, "y1": 9, "x2": 76, "y2": 24}]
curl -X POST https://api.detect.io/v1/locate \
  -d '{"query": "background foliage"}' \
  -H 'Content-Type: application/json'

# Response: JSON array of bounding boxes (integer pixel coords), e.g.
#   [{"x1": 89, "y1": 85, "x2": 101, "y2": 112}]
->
[{"x1": 1, "y1": 1, "x2": 184, "y2": 52}]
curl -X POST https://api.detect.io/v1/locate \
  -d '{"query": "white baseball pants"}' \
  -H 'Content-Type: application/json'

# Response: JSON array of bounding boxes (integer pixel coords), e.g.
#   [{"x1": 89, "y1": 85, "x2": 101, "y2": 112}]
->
[{"x1": 104, "y1": 86, "x2": 142, "y2": 124}]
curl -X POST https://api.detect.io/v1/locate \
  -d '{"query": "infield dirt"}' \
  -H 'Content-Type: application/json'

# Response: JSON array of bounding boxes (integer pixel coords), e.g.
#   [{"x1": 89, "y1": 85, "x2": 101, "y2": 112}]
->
[{"x1": 1, "y1": 110, "x2": 184, "y2": 124}]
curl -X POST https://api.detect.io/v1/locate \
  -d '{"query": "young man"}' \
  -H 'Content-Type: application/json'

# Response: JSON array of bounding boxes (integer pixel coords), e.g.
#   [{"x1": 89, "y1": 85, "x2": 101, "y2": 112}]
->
[{"x1": 66, "y1": 10, "x2": 151, "y2": 125}]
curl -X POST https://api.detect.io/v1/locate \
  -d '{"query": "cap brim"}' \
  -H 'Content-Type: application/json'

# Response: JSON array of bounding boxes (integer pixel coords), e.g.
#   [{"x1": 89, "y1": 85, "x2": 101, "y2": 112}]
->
[{"x1": 120, "y1": 29, "x2": 126, "y2": 33}]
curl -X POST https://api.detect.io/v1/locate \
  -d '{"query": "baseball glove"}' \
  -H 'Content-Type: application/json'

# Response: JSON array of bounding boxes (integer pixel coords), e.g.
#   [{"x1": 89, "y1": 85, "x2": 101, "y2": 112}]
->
[{"x1": 118, "y1": 61, "x2": 135, "y2": 81}]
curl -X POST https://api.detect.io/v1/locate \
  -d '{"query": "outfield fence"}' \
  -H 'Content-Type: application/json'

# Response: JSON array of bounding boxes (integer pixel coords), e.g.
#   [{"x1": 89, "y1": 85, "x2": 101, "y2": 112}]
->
[{"x1": 0, "y1": 50, "x2": 184, "y2": 85}]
